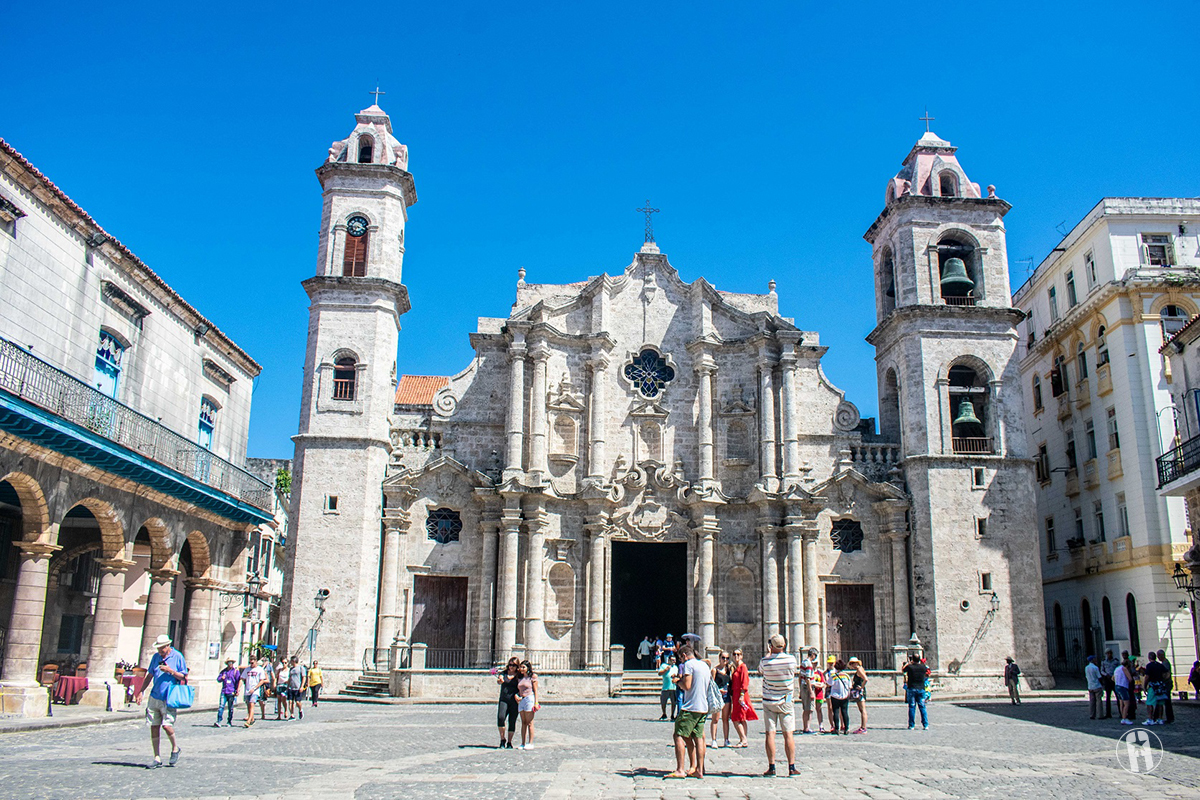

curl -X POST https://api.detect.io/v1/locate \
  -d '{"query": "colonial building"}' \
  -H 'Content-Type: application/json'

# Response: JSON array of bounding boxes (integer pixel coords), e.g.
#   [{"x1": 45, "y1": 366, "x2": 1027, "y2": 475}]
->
[
  {"x1": 280, "y1": 109, "x2": 1050, "y2": 696},
  {"x1": 0, "y1": 138, "x2": 274, "y2": 715},
  {"x1": 1014, "y1": 198, "x2": 1200, "y2": 676}
]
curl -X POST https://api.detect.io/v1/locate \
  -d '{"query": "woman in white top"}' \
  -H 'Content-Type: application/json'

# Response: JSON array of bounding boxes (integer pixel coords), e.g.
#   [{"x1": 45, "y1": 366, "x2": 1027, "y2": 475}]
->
[
  {"x1": 1114, "y1": 658, "x2": 1133, "y2": 724},
  {"x1": 516, "y1": 660, "x2": 540, "y2": 749}
]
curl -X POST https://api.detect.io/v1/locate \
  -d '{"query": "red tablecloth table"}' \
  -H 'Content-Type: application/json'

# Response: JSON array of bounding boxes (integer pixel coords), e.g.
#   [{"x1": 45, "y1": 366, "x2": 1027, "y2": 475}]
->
[
  {"x1": 120, "y1": 674, "x2": 140, "y2": 702},
  {"x1": 52, "y1": 675, "x2": 89, "y2": 704}
]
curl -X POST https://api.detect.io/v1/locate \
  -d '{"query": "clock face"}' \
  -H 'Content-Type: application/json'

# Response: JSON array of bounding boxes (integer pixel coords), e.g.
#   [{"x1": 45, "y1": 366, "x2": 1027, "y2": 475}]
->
[{"x1": 346, "y1": 216, "x2": 368, "y2": 237}]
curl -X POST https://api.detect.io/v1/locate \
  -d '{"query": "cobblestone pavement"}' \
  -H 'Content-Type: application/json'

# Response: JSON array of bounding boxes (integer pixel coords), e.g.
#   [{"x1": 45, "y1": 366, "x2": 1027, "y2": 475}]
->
[{"x1": 1, "y1": 698, "x2": 1198, "y2": 799}]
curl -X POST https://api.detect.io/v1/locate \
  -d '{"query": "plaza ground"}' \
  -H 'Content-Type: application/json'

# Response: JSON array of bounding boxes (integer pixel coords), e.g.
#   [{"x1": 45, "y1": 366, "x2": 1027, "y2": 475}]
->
[{"x1": 0, "y1": 698, "x2": 1197, "y2": 799}]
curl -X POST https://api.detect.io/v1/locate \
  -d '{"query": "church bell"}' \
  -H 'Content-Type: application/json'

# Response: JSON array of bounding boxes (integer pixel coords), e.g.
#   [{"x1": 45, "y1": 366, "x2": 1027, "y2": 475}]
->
[
  {"x1": 939, "y1": 257, "x2": 974, "y2": 293},
  {"x1": 953, "y1": 399, "x2": 982, "y2": 427}
]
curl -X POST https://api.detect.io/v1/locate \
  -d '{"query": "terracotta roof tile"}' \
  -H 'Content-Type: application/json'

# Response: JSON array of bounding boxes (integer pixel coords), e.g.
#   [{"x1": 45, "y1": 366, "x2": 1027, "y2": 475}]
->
[
  {"x1": 1161, "y1": 313, "x2": 1200, "y2": 353},
  {"x1": 395, "y1": 375, "x2": 449, "y2": 405}
]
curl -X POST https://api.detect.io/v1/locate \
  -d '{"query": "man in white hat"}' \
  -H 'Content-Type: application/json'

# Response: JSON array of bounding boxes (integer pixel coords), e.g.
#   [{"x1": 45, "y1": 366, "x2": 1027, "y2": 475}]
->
[{"x1": 133, "y1": 633, "x2": 188, "y2": 768}]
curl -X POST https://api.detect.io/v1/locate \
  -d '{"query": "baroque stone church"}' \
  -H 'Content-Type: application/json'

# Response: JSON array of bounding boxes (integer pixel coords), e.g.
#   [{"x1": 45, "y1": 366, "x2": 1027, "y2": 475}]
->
[{"x1": 279, "y1": 104, "x2": 1051, "y2": 695}]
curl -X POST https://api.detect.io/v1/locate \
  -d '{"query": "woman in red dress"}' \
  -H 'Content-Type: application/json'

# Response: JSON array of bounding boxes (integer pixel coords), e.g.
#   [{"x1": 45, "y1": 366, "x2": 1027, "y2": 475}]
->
[{"x1": 727, "y1": 648, "x2": 757, "y2": 746}]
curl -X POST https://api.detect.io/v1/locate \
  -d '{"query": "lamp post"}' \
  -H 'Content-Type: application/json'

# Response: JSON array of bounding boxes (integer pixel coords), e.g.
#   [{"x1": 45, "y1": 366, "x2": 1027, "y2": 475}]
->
[
  {"x1": 221, "y1": 573, "x2": 265, "y2": 662},
  {"x1": 1172, "y1": 562, "x2": 1200, "y2": 673}
]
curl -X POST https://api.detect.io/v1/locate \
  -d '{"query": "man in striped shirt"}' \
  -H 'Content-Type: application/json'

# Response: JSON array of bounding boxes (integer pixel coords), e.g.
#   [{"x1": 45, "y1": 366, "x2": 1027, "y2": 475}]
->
[{"x1": 758, "y1": 634, "x2": 799, "y2": 777}]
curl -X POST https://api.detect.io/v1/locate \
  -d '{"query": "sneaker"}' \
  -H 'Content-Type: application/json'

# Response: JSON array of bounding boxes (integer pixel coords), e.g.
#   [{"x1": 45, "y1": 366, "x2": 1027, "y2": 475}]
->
[
  {"x1": 212, "y1": 722, "x2": 221, "y2": 728},
  {"x1": 723, "y1": 740, "x2": 730, "y2": 747},
  {"x1": 788, "y1": 765, "x2": 800, "y2": 777},
  {"x1": 500, "y1": 739, "x2": 507, "y2": 749},
  {"x1": 147, "y1": 760, "x2": 163, "y2": 770},
  {"x1": 852, "y1": 727, "x2": 867, "y2": 734},
  {"x1": 908, "y1": 726, "x2": 914, "y2": 730},
  {"x1": 168, "y1": 749, "x2": 181, "y2": 767},
  {"x1": 299, "y1": 710, "x2": 303, "y2": 720},
  {"x1": 922, "y1": 726, "x2": 929, "y2": 731},
  {"x1": 524, "y1": 743, "x2": 535, "y2": 749},
  {"x1": 659, "y1": 715, "x2": 667, "y2": 721},
  {"x1": 762, "y1": 766, "x2": 776, "y2": 777}
]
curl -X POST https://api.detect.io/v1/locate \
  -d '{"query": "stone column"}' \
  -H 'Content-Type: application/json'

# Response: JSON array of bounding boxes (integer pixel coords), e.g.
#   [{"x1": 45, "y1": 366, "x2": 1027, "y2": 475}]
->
[
  {"x1": 801, "y1": 523, "x2": 821, "y2": 648},
  {"x1": 523, "y1": 498, "x2": 547, "y2": 652},
  {"x1": 496, "y1": 500, "x2": 522, "y2": 656},
  {"x1": 784, "y1": 513, "x2": 805, "y2": 650},
  {"x1": 778, "y1": 334, "x2": 801, "y2": 482},
  {"x1": 875, "y1": 499, "x2": 911, "y2": 642},
  {"x1": 586, "y1": 352, "x2": 611, "y2": 481},
  {"x1": 376, "y1": 520, "x2": 405, "y2": 652},
  {"x1": 528, "y1": 344, "x2": 550, "y2": 485},
  {"x1": 695, "y1": 513, "x2": 718, "y2": 648},
  {"x1": 181, "y1": 579, "x2": 217, "y2": 672},
  {"x1": 758, "y1": 359, "x2": 778, "y2": 491},
  {"x1": 1, "y1": 541, "x2": 60, "y2": 682},
  {"x1": 756, "y1": 515, "x2": 780, "y2": 639},
  {"x1": 585, "y1": 512, "x2": 608, "y2": 667},
  {"x1": 504, "y1": 337, "x2": 528, "y2": 481},
  {"x1": 89, "y1": 559, "x2": 134, "y2": 684},
  {"x1": 138, "y1": 567, "x2": 178, "y2": 668},
  {"x1": 477, "y1": 510, "x2": 500, "y2": 659},
  {"x1": 695, "y1": 358, "x2": 717, "y2": 483}
]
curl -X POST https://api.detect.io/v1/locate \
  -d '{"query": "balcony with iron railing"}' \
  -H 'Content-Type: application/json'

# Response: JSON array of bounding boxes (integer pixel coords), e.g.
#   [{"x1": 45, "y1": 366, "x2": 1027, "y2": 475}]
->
[
  {"x1": 1157, "y1": 433, "x2": 1200, "y2": 491},
  {"x1": 0, "y1": 336, "x2": 272, "y2": 521}
]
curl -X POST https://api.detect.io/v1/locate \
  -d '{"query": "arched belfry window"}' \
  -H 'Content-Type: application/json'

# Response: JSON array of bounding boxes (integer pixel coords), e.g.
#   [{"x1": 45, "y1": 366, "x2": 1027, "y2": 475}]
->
[
  {"x1": 880, "y1": 246, "x2": 896, "y2": 314},
  {"x1": 948, "y1": 362, "x2": 993, "y2": 454},
  {"x1": 343, "y1": 215, "x2": 369, "y2": 276},
  {"x1": 939, "y1": 171, "x2": 959, "y2": 198},
  {"x1": 357, "y1": 135, "x2": 374, "y2": 164},
  {"x1": 937, "y1": 235, "x2": 978, "y2": 306},
  {"x1": 333, "y1": 356, "x2": 357, "y2": 400}
]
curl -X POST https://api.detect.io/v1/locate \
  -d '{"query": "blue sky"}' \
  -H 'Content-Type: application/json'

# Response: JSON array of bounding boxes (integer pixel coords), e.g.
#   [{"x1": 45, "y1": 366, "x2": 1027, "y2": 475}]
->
[{"x1": 3, "y1": 2, "x2": 1199, "y2": 458}]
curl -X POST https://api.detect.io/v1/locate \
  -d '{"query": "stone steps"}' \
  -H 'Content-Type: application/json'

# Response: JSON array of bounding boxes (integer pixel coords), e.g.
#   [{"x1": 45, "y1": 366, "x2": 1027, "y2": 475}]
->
[
  {"x1": 340, "y1": 673, "x2": 391, "y2": 698},
  {"x1": 619, "y1": 672, "x2": 664, "y2": 697}
]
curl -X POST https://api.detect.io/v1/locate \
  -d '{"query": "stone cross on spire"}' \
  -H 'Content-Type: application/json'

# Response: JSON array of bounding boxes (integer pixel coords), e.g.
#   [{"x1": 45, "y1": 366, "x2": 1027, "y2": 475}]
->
[
  {"x1": 636, "y1": 200, "x2": 660, "y2": 243},
  {"x1": 920, "y1": 108, "x2": 935, "y2": 133},
  {"x1": 370, "y1": 86, "x2": 386, "y2": 106}
]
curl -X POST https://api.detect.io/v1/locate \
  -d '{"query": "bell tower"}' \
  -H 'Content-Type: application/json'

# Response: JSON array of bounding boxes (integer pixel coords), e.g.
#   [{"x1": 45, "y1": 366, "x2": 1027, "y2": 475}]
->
[
  {"x1": 865, "y1": 129, "x2": 1051, "y2": 691},
  {"x1": 280, "y1": 101, "x2": 416, "y2": 688}
]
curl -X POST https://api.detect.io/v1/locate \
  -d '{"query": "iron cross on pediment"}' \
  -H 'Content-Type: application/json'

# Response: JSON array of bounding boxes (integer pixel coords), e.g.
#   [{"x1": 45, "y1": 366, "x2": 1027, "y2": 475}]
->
[{"x1": 636, "y1": 200, "x2": 660, "y2": 243}]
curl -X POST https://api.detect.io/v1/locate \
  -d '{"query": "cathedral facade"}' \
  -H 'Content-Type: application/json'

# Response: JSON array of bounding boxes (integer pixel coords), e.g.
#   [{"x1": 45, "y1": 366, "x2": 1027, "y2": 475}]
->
[{"x1": 279, "y1": 107, "x2": 1051, "y2": 695}]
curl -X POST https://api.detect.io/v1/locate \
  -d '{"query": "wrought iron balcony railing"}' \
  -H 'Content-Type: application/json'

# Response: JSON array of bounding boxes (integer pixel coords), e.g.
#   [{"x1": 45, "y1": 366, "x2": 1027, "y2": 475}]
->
[
  {"x1": 1157, "y1": 433, "x2": 1200, "y2": 488},
  {"x1": 0, "y1": 337, "x2": 271, "y2": 511}
]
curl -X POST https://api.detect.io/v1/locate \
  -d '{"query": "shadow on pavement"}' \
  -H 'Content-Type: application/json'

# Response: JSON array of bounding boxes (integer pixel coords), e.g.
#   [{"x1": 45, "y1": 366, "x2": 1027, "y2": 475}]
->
[
  {"x1": 954, "y1": 699, "x2": 1200, "y2": 759},
  {"x1": 456, "y1": 744, "x2": 503, "y2": 750},
  {"x1": 92, "y1": 760, "x2": 152, "y2": 769}
]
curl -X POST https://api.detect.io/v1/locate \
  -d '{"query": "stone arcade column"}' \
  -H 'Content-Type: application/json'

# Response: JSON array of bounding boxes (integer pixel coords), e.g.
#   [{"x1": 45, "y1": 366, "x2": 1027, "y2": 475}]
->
[
  {"x1": 756, "y1": 515, "x2": 780, "y2": 640},
  {"x1": 496, "y1": 499, "x2": 522, "y2": 656},
  {"x1": 523, "y1": 498, "x2": 548, "y2": 653},
  {"x1": 477, "y1": 509, "x2": 501, "y2": 659},
  {"x1": 585, "y1": 510, "x2": 608, "y2": 667},
  {"x1": 181, "y1": 578, "x2": 217, "y2": 673},
  {"x1": 784, "y1": 513, "x2": 805, "y2": 650},
  {"x1": 89, "y1": 558, "x2": 135, "y2": 687},
  {"x1": 875, "y1": 499, "x2": 912, "y2": 642},
  {"x1": 778, "y1": 334, "x2": 801, "y2": 483},
  {"x1": 758, "y1": 358, "x2": 778, "y2": 491},
  {"x1": 1, "y1": 541, "x2": 60, "y2": 682},
  {"x1": 695, "y1": 357, "x2": 717, "y2": 484},
  {"x1": 528, "y1": 344, "x2": 551, "y2": 485},
  {"x1": 586, "y1": 352, "x2": 611, "y2": 482},
  {"x1": 504, "y1": 338, "x2": 529, "y2": 481},
  {"x1": 138, "y1": 567, "x2": 179, "y2": 669},
  {"x1": 801, "y1": 520, "x2": 821, "y2": 648}
]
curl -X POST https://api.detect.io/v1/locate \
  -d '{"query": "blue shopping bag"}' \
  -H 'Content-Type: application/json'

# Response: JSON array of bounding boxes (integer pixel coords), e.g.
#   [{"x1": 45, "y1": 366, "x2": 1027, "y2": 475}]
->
[{"x1": 166, "y1": 682, "x2": 195, "y2": 709}]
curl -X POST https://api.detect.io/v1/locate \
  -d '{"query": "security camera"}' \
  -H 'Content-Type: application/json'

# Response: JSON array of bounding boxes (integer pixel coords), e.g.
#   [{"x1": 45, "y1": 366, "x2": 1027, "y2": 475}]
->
[{"x1": 317, "y1": 588, "x2": 331, "y2": 598}]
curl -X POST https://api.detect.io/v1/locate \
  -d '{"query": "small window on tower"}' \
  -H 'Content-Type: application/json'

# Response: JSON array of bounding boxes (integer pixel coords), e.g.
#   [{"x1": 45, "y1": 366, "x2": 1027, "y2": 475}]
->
[
  {"x1": 333, "y1": 357, "x2": 357, "y2": 400},
  {"x1": 324, "y1": 495, "x2": 339, "y2": 513},
  {"x1": 980, "y1": 572, "x2": 993, "y2": 592},
  {"x1": 939, "y1": 171, "x2": 958, "y2": 197},
  {"x1": 358, "y1": 135, "x2": 374, "y2": 164}
]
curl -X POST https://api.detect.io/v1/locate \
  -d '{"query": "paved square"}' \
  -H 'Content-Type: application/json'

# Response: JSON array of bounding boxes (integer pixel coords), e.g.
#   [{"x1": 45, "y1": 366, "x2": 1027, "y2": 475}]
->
[{"x1": 1, "y1": 699, "x2": 1198, "y2": 799}]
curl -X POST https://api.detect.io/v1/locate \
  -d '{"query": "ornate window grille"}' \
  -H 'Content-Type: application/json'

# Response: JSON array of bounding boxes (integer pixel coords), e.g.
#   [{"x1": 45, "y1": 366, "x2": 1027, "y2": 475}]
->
[
  {"x1": 830, "y1": 519, "x2": 864, "y2": 553},
  {"x1": 426, "y1": 508, "x2": 462, "y2": 544},
  {"x1": 623, "y1": 349, "x2": 675, "y2": 398}
]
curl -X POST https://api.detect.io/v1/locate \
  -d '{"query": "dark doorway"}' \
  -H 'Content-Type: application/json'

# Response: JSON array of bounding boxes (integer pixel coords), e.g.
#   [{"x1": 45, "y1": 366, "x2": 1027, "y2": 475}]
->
[
  {"x1": 411, "y1": 576, "x2": 468, "y2": 668},
  {"x1": 610, "y1": 541, "x2": 687, "y2": 670},
  {"x1": 825, "y1": 584, "x2": 878, "y2": 667}
]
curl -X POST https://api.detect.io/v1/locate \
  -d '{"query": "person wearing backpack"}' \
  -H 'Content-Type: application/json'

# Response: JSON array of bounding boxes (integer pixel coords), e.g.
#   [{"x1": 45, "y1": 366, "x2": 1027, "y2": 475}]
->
[
  {"x1": 1003, "y1": 657, "x2": 1022, "y2": 705},
  {"x1": 901, "y1": 653, "x2": 931, "y2": 730},
  {"x1": 826, "y1": 660, "x2": 852, "y2": 734}
]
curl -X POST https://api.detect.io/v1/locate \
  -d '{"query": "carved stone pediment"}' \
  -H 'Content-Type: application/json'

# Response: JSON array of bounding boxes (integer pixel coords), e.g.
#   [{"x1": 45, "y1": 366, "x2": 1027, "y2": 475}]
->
[{"x1": 609, "y1": 460, "x2": 690, "y2": 542}]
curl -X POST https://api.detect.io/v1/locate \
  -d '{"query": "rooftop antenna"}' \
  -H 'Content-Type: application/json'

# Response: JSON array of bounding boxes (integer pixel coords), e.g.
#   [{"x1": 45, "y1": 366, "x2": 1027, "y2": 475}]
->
[{"x1": 1055, "y1": 220, "x2": 1070, "y2": 237}]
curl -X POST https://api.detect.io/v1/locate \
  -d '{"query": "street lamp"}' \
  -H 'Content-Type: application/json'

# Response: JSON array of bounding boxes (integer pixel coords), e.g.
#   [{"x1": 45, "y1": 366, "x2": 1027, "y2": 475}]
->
[{"x1": 1172, "y1": 563, "x2": 1200, "y2": 600}]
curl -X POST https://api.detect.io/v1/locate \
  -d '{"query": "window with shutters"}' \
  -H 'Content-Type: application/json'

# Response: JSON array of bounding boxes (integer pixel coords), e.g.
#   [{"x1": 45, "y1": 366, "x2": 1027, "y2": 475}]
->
[
  {"x1": 1085, "y1": 420, "x2": 1098, "y2": 460},
  {"x1": 1076, "y1": 341, "x2": 1088, "y2": 381},
  {"x1": 1143, "y1": 233, "x2": 1173, "y2": 266},
  {"x1": 1085, "y1": 251, "x2": 1097, "y2": 286},
  {"x1": 1096, "y1": 326, "x2": 1109, "y2": 365},
  {"x1": 1106, "y1": 406, "x2": 1120, "y2": 450},
  {"x1": 1048, "y1": 286, "x2": 1059, "y2": 322},
  {"x1": 1161, "y1": 304, "x2": 1187, "y2": 342},
  {"x1": 343, "y1": 216, "x2": 369, "y2": 276},
  {"x1": 1066, "y1": 270, "x2": 1078, "y2": 307},
  {"x1": 1036, "y1": 443, "x2": 1050, "y2": 483},
  {"x1": 1032, "y1": 374, "x2": 1043, "y2": 412}
]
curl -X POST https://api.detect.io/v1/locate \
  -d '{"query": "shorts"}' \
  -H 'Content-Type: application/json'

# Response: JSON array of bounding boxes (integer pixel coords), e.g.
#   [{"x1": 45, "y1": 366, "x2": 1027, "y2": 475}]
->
[
  {"x1": 660, "y1": 690, "x2": 675, "y2": 704},
  {"x1": 145, "y1": 696, "x2": 177, "y2": 727},
  {"x1": 1115, "y1": 686, "x2": 1130, "y2": 702},
  {"x1": 518, "y1": 695, "x2": 536, "y2": 712},
  {"x1": 288, "y1": 688, "x2": 303, "y2": 701},
  {"x1": 673, "y1": 709, "x2": 708, "y2": 738},
  {"x1": 762, "y1": 698, "x2": 795, "y2": 734},
  {"x1": 246, "y1": 691, "x2": 261, "y2": 705},
  {"x1": 798, "y1": 681, "x2": 814, "y2": 713}
]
